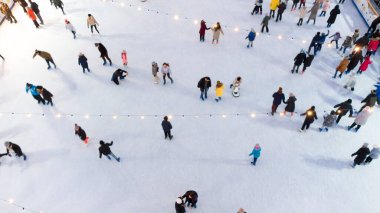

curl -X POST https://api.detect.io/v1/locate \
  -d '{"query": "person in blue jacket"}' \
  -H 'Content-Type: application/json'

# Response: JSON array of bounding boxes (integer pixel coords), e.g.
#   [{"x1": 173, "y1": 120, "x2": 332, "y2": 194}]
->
[
  {"x1": 375, "y1": 83, "x2": 380, "y2": 105},
  {"x1": 271, "y1": 87, "x2": 286, "y2": 115},
  {"x1": 316, "y1": 30, "x2": 329, "y2": 53},
  {"x1": 26, "y1": 83, "x2": 45, "y2": 104},
  {"x1": 249, "y1": 144, "x2": 261, "y2": 166},
  {"x1": 245, "y1": 28, "x2": 256, "y2": 48}
]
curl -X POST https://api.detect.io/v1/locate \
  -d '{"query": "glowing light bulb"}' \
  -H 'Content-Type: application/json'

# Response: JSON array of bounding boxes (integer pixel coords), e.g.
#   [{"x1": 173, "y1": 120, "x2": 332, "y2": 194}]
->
[
  {"x1": 26, "y1": 114, "x2": 32, "y2": 118},
  {"x1": 222, "y1": 114, "x2": 227, "y2": 118},
  {"x1": 84, "y1": 114, "x2": 90, "y2": 119},
  {"x1": 168, "y1": 115, "x2": 173, "y2": 120},
  {"x1": 307, "y1": 111, "x2": 312, "y2": 116},
  {"x1": 112, "y1": 115, "x2": 118, "y2": 119},
  {"x1": 337, "y1": 110, "x2": 341, "y2": 114},
  {"x1": 327, "y1": 43, "x2": 332, "y2": 48},
  {"x1": 8, "y1": 199, "x2": 14, "y2": 204},
  {"x1": 56, "y1": 113, "x2": 61, "y2": 118},
  {"x1": 193, "y1": 20, "x2": 198, "y2": 24},
  {"x1": 302, "y1": 40, "x2": 307, "y2": 44},
  {"x1": 120, "y1": 2, "x2": 125, "y2": 7},
  {"x1": 280, "y1": 112, "x2": 285, "y2": 116},
  {"x1": 354, "y1": 47, "x2": 360, "y2": 52},
  {"x1": 250, "y1": 113, "x2": 256, "y2": 118},
  {"x1": 234, "y1": 27, "x2": 239, "y2": 32},
  {"x1": 0, "y1": 113, "x2": 3, "y2": 117},
  {"x1": 137, "y1": 7, "x2": 142, "y2": 11},
  {"x1": 174, "y1": 15, "x2": 179, "y2": 20},
  {"x1": 140, "y1": 116, "x2": 145, "y2": 119},
  {"x1": 278, "y1": 35, "x2": 282, "y2": 40}
]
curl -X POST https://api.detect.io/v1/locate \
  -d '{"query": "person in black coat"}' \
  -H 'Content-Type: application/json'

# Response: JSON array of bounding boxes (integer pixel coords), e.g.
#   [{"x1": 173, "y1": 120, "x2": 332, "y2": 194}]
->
[
  {"x1": 368, "y1": 16, "x2": 380, "y2": 35},
  {"x1": 271, "y1": 87, "x2": 286, "y2": 115},
  {"x1": 175, "y1": 198, "x2": 186, "y2": 213},
  {"x1": 284, "y1": 93, "x2": 297, "y2": 116},
  {"x1": 95, "y1": 43, "x2": 112, "y2": 66},
  {"x1": 75, "y1": 124, "x2": 88, "y2": 144},
  {"x1": 326, "y1": 5, "x2": 340, "y2": 28},
  {"x1": 78, "y1": 53, "x2": 90, "y2": 73},
  {"x1": 161, "y1": 116, "x2": 173, "y2": 140},
  {"x1": 308, "y1": 32, "x2": 321, "y2": 55},
  {"x1": 276, "y1": 2, "x2": 286, "y2": 22},
  {"x1": 98, "y1": 140, "x2": 120, "y2": 162},
  {"x1": 302, "y1": 54, "x2": 314, "y2": 73},
  {"x1": 4, "y1": 141, "x2": 27, "y2": 160},
  {"x1": 345, "y1": 50, "x2": 363, "y2": 74},
  {"x1": 36, "y1": 86, "x2": 53, "y2": 106},
  {"x1": 351, "y1": 143, "x2": 370, "y2": 168},
  {"x1": 359, "y1": 90, "x2": 377, "y2": 112},
  {"x1": 111, "y1": 69, "x2": 128, "y2": 85},
  {"x1": 197, "y1": 76, "x2": 212, "y2": 101},
  {"x1": 333, "y1": 99, "x2": 353, "y2": 124},
  {"x1": 354, "y1": 33, "x2": 369, "y2": 48},
  {"x1": 28, "y1": 0, "x2": 44, "y2": 24},
  {"x1": 181, "y1": 190, "x2": 198, "y2": 208},
  {"x1": 299, "y1": 106, "x2": 318, "y2": 131},
  {"x1": 291, "y1": 50, "x2": 306, "y2": 73}
]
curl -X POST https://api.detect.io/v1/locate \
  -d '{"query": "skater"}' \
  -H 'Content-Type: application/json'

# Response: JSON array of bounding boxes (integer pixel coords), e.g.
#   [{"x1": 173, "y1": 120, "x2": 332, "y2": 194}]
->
[
  {"x1": 65, "y1": 19, "x2": 76, "y2": 39},
  {"x1": 275, "y1": 1, "x2": 286, "y2": 22},
  {"x1": 4, "y1": 142, "x2": 27, "y2": 160},
  {"x1": 95, "y1": 43, "x2": 112, "y2": 65},
  {"x1": 15, "y1": 0, "x2": 27, "y2": 13},
  {"x1": 75, "y1": 124, "x2": 88, "y2": 144},
  {"x1": 365, "y1": 37, "x2": 379, "y2": 57},
  {"x1": 251, "y1": 0, "x2": 263, "y2": 15},
  {"x1": 0, "y1": 2, "x2": 17, "y2": 24},
  {"x1": 245, "y1": 28, "x2": 256, "y2": 48},
  {"x1": 271, "y1": 87, "x2": 285, "y2": 115},
  {"x1": 367, "y1": 16, "x2": 380, "y2": 35},
  {"x1": 78, "y1": 53, "x2": 90, "y2": 73},
  {"x1": 215, "y1": 81, "x2": 224, "y2": 102},
  {"x1": 326, "y1": 5, "x2": 340, "y2": 28},
  {"x1": 198, "y1": 76, "x2": 212, "y2": 101},
  {"x1": 181, "y1": 190, "x2": 198, "y2": 208},
  {"x1": 152, "y1": 61, "x2": 160, "y2": 84},
  {"x1": 299, "y1": 0, "x2": 306, "y2": 9},
  {"x1": 28, "y1": 0, "x2": 43, "y2": 24},
  {"x1": 306, "y1": 2, "x2": 319, "y2": 25},
  {"x1": 333, "y1": 99, "x2": 353, "y2": 124},
  {"x1": 98, "y1": 140, "x2": 120, "y2": 162},
  {"x1": 249, "y1": 144, "x2": 261, "y2": 165},
  {"x1": 291, "y1": 0, "x2": 300, "y2": 11},
  {"x1": 26, "y1": 83, "x2": 45, "y2": 105},
  {"x1": 121, "y1": 50, "x2": 128, "y2": 66},
  {"x1": 36, "y1": 86, "x2": 53, "y2": 106},
  {"x1": 161, "y1": 62, "x2": 173, "y2": 85},
  {"x1": 345, "y1": 50, "x2": 363, "y2": 74},
  {"x1": 358, "y1": 90, "x2": 377, "y2": 112},
  {"x1": 261, "y1": 13, "x2": 270, "y2": 33},
  {"x1": 199, "y1": 20, "x2": 210, "y2": 42},
  {"x1": 51, "y1": 0, "x2": 65, "y2": 15},
  {"x1": 269, "y1": 0, "x2": 280, "y2": 18},
  {"x1": 299, "y1": 106, "x2": 318, "y2": 132},
  {"x1": 297, "y1": 6, "x2": 307, "y2": 26},
  {"x1": 348, "y1": 106, "x2": 372, "y2": 132},
  {"x1": 230, "y1": 76, "x2": 242, "y2": 89},
  {"x1": 211, "y1": 22, "x2": 224, "y2": 44},
  {"x1": 284, "y1": 93, "x2": 297, "y2": 116},
  {"x1": 357, "y1": 56, "x2": 372, "y2": 75},
  {"x1": 329, "y1": 32, "x2": 341, "y2": 49},
  {"x1": 175, "y1": 198, "x2": 186, "y2": 213},
  {"x1": 27, "y1": 7, "x2": 39, "y2": 28},
  {"x1": 302, "y1": 53, "x2": 314, "y2": 73},
  {"x1": 351, "y1": 143, "x2": 370, "y2": 167},
  {"x1": 339, "y1": 36, "x2": 352, "y2": 54},
  {"x1": 319, "y1": 110, "x2": 337, "y2": 132},
  {"x1": 352, "y1": 29, "x2": 360, "y2": 43},
  {"x1": 308, "y1": 32, "x2": 321, "y2": 55},
  {"x1": 111, "y1": 69, "x2": 128, "y2": 85},
  {"x1": 316, "y1": 30, "x2": 330, "y2": 53},
  {"x1": 354, "y1": 33, "x2": 370, "y2": 49},
  {"x1": 161, "y1": 116, "x2": 173, "y2": 140},
  {"x1": 318, "y1": 0, "x2": 329, "y2": 16},
  {"x1": 87, "y1": 14, "x2": 100, "y2": 34},
  {"x1": 291, "y1": 50, "x2": 306, "y2": 73},
  {"x1": 33, "y1": 50, "x2": 56, "y2": 69},
  {"x1": 343, "y1": 73, "x2": 356, "y2": 91},
  {"x1": 364, "y1": 145, "x2": 379, "y2": 164}
]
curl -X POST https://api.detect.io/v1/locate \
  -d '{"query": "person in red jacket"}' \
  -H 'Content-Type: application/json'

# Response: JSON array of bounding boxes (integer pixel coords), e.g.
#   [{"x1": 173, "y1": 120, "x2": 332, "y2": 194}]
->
[
  {"x1": 199, "y1": 20, "x2": 210, "y2": 42},
  {"x1": 366, "y1": 37, "x2": 379, "y2": 57},
  {"x1": 27, "y1": 7, "x2": 39, "y2": 28},
  {"x1": 121, "y1": 50, "x2": 127, "y2": 66},
  {"x1": 357, "y1": 56, "x2": 372, "y2": 74}
]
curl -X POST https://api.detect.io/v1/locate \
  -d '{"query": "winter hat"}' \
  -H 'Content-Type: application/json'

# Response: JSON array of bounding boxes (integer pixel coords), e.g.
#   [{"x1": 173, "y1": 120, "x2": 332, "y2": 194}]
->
[
  {"x1": 4, "y1": 142, "x2": 10, "y2": 147},
  {"x1": 255, "y1": 144, "x2": 260, "y2": 149},
  {"x1": 216, "y1": 81, "x2": 223, "y2": 87},
  {"x1": 347, "y1": 99, "x2": 352, "y2": 104},
  {"x1": 65, "y1": 19, "x2": 69, "y2": 24},
  {"x1": 88, "y1": 14, "x2": 92, "y2": 17},
  {"x1": 176, "y1": 198, "x2": 184, "y2": 204},
  {"x1": 289, "y1": 92, "x2": 294, "y2": 97},
  {"x1": 99, "y1": 140, "x2": 105, "y2": 145},
  {"x1": 363, "y1": 143, "x2": 369, "y2": 147},
  {"x1": 26, "y1": 83, "x2": 31, "y2": 87},
  {"x1": 311, "y1": 106, "x2": 315, "y2": 110}
]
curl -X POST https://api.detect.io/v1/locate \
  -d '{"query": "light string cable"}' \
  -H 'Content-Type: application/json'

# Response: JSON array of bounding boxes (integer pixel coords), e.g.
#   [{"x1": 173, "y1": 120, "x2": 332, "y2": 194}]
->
[{"x1": 0, "y1": 198, "x2": 42, "y2": 213}]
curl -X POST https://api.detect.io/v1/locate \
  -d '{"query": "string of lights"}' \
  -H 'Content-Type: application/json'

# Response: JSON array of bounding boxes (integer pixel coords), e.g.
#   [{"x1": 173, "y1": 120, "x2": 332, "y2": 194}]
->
[{"x1": 0, "y1": 198, "x2": 42, "y2": 213}]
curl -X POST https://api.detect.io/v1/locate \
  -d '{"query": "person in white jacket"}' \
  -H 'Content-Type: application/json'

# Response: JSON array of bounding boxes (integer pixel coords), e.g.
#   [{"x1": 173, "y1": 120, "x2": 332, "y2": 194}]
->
[
  {"x1": 161, "y1": 62, "x2": 173, "y2": 85},
  {"x1": 365, "y1": 145, "x2": 379, "y2": 164},
  {"x1": 343, "y1": 72, "x2": 356, "y2": 91},
  {"x1": 348, "y1": 106, "x2": 372, "y2": 132},
  {"x1": 65, "y1": 19, "x2": 76, "y2": 39}
]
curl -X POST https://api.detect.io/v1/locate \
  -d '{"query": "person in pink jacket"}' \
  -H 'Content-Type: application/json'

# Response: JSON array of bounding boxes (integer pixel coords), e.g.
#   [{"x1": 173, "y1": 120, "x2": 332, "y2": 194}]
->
[
  {"x1": 366, "y1": 37, "x2": 379, "y2": 57},
  {"x1": 121, "y1": 50, "x2": 127, "y2": 66},
  {"x1": 319, "y1": 0, "x2": 330, "y2": 16},
  {"x1": 347, "y1": 106, "x2": 372, "y2": 132},
  {"x1": 357, "y1": 56, "x2": 372, "y2": 74}
]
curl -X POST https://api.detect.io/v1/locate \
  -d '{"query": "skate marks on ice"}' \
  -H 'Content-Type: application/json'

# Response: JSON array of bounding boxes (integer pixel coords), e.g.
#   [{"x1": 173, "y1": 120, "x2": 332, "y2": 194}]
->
[
  {"x1": 55, "y1": 68, "x2": 77, "y2": 90},
  {"x1": 303, "y1": 155, "x2": 351, "y2": 170}
]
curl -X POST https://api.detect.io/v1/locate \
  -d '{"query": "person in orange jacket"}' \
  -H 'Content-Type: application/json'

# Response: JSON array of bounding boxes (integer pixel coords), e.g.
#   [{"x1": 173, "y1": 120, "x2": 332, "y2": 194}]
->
[
  {"x1": 27, "y1": 7, "x2": 39, "y2": 28},
  {"x1": 121, "y1": 50, "x2": 127, "y2": 66}
]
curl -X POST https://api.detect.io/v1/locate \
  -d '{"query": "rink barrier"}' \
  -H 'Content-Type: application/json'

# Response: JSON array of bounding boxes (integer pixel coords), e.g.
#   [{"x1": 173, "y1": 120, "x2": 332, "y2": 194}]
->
[
  {"x1": 352, "y1": 0, "x2": 379, "y2": 27},
  {"x1": 0, "y1": 0, "x2": 15, "y2": 26},
  {"x1": 0, "y1": 198, "x2": 41, "y2": 213}
]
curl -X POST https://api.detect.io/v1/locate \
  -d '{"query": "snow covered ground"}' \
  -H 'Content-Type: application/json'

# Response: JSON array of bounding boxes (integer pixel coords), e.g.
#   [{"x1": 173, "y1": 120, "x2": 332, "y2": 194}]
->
[{"x1": 0, "y1": 0, "x2": 379, "y2": 212}]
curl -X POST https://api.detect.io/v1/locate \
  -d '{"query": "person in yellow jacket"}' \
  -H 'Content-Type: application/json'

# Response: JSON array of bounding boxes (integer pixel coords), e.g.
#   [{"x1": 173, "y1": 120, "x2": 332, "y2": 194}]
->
[
  {"x1": 269, "y1": 0, "x2": 280, "y2": 18},
  {"x1": 215, "y1": 81, "x2": 224, "y2": 102}
]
